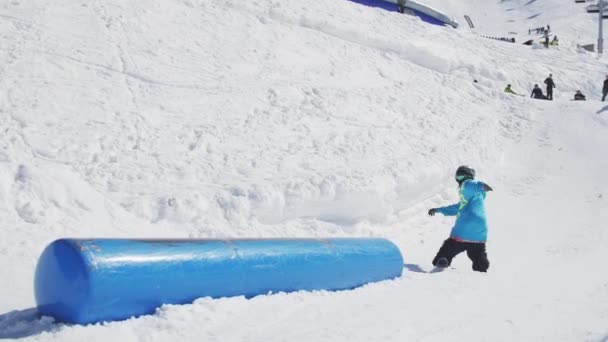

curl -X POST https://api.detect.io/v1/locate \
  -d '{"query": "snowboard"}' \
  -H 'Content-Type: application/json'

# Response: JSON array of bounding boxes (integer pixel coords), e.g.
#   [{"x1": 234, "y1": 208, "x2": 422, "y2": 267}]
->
[{"x1": 430, "y1": 258, "x2": 450, "y2": 273}]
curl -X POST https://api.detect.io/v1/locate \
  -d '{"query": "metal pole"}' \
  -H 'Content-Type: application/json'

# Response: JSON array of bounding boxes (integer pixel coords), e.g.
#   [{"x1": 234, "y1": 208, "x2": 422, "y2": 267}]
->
[{"x1": 600, "y1": 0, "x2": 604, "y2": 54}]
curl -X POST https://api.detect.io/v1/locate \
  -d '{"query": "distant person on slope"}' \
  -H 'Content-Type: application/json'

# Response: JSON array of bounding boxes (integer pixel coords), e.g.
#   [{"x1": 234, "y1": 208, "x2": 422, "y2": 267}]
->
[
  {"x1": 544, "y1": 74, "x2": 556, "y2": 100},
  {"x1": 531, "y1": 84, "x2": 546, "y2": 99},
  {"x1": 504, "y1": 84, "x2": 521, "y2": 96},
  {"x1": 602, "y1": 75, "x2": 608, "y2": 101},
  {"x1": 428, "y1": 166, "x2": 493, "y2": 272},
  {"x1": 396, "y1": 0, "x2": 406, "y2": 13},
  {"x1": 573, "y1": 90, "x2": 586, "y2": 101}
]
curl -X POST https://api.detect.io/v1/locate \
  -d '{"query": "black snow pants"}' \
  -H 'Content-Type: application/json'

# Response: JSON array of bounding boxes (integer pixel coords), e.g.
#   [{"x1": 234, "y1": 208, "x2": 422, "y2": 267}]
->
[
  {"x1": 432, "y1": 238, "x2": 490, "y2": 272},
  {"x1": 546, "y1": 87, "x2": 553, "y2": 100}
]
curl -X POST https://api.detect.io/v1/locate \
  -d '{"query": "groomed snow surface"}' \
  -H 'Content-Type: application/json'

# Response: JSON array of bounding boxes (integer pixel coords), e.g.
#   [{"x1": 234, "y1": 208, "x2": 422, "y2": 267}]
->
[{"x1": 1, "y1": 0, "x2": 607, "y2": 340}]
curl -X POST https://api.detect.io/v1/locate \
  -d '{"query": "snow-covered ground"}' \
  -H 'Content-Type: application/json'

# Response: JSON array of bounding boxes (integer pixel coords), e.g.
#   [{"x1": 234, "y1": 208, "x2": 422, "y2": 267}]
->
[{"x1": 1, "y1": 0, "x2": 607, "y2": 340}]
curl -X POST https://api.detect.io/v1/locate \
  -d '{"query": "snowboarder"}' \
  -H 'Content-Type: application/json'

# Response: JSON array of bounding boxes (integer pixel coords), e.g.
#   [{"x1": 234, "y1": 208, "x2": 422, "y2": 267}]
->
[
  {"x1": 531, "y1": 84, "x2": 545, "y2": 99},
  {"x1": 602, "y1": 75, "x2": 608, "y2": 102},
  {"x1": 428, "y1": 166, "x2": 493, "y2": 272},
  {"x1": 544, "y1": 74, "x2": 556, "y2": 100},
  {"x1": 573, "y1": 90, "x2": 586, "y2": 101}
]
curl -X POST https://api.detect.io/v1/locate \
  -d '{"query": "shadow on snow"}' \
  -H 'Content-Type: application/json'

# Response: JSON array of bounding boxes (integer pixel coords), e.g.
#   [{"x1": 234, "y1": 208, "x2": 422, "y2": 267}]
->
[
  {"x1": 403, "y1": 263, "x2": 427, "y2": 273},
  {"x1": 0, "y1": 308, "x2": 57, "y2": 339}
]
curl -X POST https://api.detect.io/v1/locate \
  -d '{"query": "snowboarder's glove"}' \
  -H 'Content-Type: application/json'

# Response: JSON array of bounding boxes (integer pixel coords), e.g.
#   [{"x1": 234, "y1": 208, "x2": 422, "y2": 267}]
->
[
  {"x1": 428, "y1": 208, "x2": 437, "y2": 216},
  {"x1": 481, "y1": 183, "x2": 493, "y2": 192}
]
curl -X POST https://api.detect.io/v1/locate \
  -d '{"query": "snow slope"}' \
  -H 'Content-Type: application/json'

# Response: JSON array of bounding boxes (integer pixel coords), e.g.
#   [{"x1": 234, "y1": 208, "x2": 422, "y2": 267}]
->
[
  {"x1": 423, "y1": 0, "x2": 600, "y2": 44},
  {"x1": 1, "y1": 0, "x2": 607, "y2": 340}
]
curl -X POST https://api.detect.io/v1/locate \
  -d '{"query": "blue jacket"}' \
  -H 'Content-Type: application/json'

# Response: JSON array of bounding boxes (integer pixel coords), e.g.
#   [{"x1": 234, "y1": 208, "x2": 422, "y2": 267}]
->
[{"x1": 436, "y1": 179, "x2": 489, "y2": 242}]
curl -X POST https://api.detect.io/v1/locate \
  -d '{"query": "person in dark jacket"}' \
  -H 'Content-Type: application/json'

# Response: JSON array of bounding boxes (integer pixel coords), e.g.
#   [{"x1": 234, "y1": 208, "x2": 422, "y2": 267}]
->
[
  {"x1": 573, "y1": 90, "x2": 586, "y2": 101},
  {"x1": 428, "y1": 166, "x2": 493, "y2": 272},
  {"x1": 531, "y1": 84, "x2": 545, "y2": 99},
  {"x1": 544, "y1": 74, "x2": 556, "y2": 100},
  {"x1": 602, "y1": 75, "x2": 608, "y2": 102}
]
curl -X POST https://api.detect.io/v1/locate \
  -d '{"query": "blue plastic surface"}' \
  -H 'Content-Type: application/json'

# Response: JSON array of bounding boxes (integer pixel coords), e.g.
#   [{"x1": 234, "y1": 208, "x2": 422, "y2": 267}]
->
[
  {"x1": 349, "y1": 0, "x2": 448, "y2": 27},
  {"x1": 35, "y1": 238, "x2": 403, "y2": 324}
]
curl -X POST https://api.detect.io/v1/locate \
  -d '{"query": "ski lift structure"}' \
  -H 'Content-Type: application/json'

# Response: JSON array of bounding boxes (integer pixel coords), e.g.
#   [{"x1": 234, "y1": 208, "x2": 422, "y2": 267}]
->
[
  {"x1": 589, "y1": 8, "x2": 608, "y2": 18},
  {"x1": 590, "y1": 0, "x2": 608, "y2": 53},
  {"x1": 578, "y1": 0, "x2": 608, "y2": 53},
  {"x1": 587, "y1": 3, "x2": 608, "y2": 19},
  {"x1": 587, "y1": 1, "x2": 608, "y2": 12}
]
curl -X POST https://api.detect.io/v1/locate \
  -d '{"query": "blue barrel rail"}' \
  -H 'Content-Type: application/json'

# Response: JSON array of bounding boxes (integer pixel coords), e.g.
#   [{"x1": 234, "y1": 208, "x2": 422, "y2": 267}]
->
[{"x1": 35, "y1": 238, "x2": 404, "y2": 324}]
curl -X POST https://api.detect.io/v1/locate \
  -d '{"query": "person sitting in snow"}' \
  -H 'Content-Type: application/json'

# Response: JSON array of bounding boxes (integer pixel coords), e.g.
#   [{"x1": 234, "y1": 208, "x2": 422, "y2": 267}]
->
[
  {"x1": 531, "y1": 84, "x2": 546, "y2": 99},
  {"x1": 504, "y1": 84, "x2": 521, "y2": 96},
  {"x1": 550, "y1": 35, "x2": 559, "y2": 46},
  {"x1": 428, "y1": 166, "x2": 493, "y2": 272},
  {"x1": 573, "y1": 90, "x2": 586, "y2": 101}
]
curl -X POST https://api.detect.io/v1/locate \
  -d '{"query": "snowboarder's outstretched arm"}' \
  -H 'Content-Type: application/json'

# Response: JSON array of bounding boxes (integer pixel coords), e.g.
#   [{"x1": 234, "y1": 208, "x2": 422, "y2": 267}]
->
[
  {"x1": 428, "y1": 181, "x2": 492, "y2": 216},
  {"x1": 429, "y1": 203, "x2": 459, "y2": 216}
]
